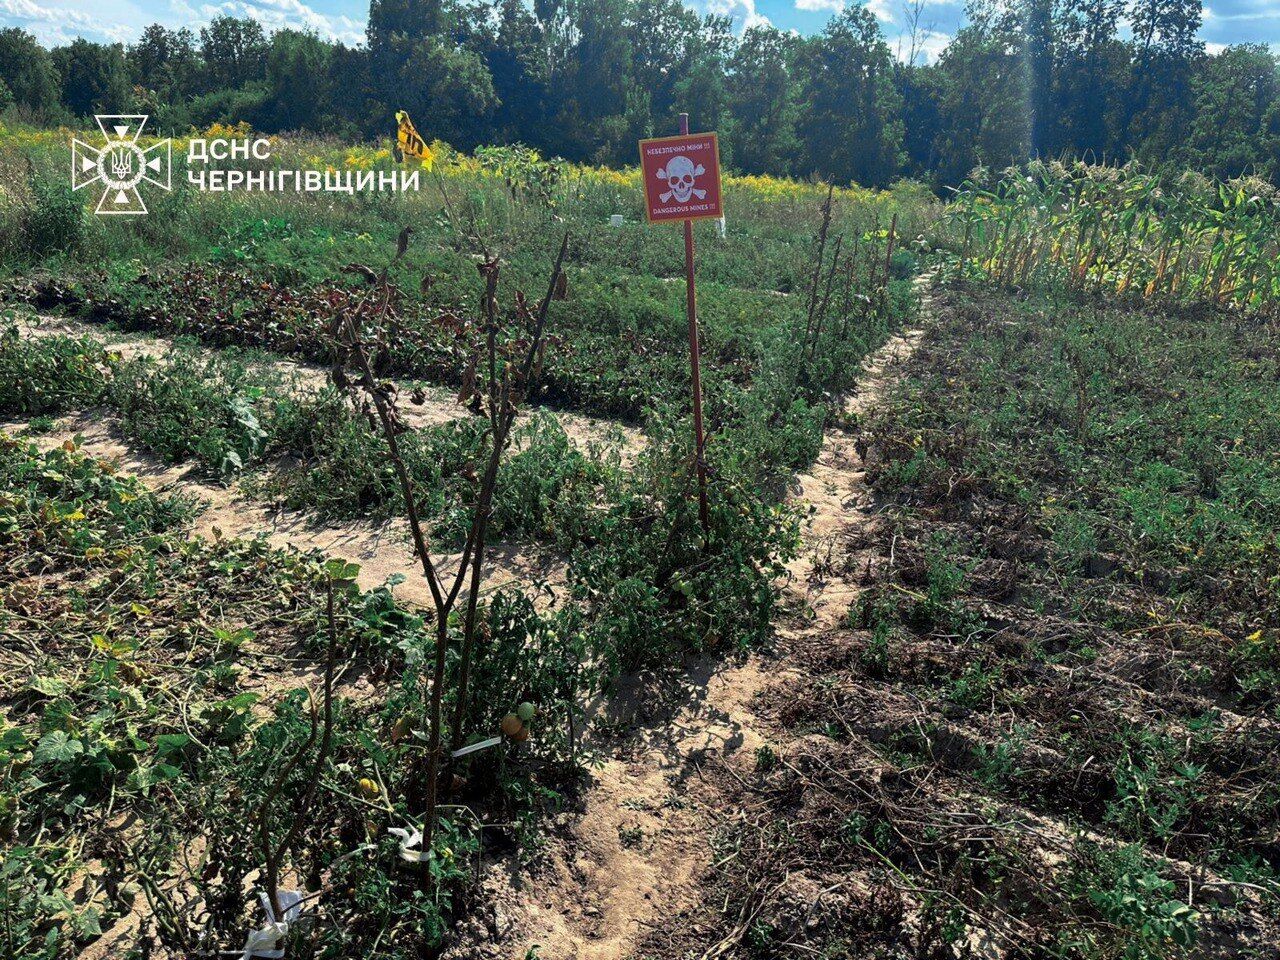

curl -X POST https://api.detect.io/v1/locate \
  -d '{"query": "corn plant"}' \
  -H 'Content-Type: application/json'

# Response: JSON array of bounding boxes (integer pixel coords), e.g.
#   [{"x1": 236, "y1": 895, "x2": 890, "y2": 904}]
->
[{"x1": 948, "y1": 161, "x2": 1280, "y2": 316}]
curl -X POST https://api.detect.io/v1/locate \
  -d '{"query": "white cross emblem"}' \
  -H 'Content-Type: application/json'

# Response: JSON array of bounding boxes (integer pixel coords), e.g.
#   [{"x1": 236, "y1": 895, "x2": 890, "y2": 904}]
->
[{"x1": 71, "y1": 115, "x2": 171, "y2": 216}]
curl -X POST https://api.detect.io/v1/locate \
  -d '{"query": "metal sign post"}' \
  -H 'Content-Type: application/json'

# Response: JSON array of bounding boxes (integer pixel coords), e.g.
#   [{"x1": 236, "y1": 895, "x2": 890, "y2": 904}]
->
[{"x1": 638, "y1": 114, "x2": 724, "y2": 533}]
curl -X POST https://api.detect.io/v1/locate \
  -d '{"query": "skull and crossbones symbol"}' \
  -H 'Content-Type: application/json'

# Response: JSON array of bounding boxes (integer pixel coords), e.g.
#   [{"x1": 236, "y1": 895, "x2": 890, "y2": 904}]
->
[{"x1": 657, "y1": 155, "x2": 706, "y2": 204}]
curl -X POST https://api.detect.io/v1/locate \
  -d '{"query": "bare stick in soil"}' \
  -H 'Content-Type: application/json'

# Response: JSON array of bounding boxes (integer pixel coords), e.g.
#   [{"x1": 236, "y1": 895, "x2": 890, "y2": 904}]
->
[{"x1": 804, "y1": 184, "x2": 837, "y2": 346}]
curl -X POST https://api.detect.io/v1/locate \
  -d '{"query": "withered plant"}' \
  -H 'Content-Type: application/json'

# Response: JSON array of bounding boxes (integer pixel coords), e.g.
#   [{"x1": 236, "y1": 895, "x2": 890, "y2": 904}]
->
[
  {"x1": 801, "y1": 187, "x2": 899, "y2": 365},
  {"x1": 325, "y1": 227, "x2": 569, "y2": 860}
]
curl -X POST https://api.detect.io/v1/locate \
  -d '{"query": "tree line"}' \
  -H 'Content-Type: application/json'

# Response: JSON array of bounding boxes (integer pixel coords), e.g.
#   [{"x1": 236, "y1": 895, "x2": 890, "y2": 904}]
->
[{"x1": 0, "y1": 0, "x2": 1277, "y2": 189}]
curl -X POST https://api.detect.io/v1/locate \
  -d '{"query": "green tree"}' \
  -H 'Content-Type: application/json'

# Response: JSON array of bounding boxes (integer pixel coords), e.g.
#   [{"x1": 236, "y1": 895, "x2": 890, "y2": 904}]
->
[
  {"x1": 3, "y1": 0, "x2": 1279, "y2": 192},
  {"x1": 52, "y1": 39, "x2": 132, "y2": 117},
  {"x1": 399, "y1": 37, "x2": 497, "y2": 147},
  {"x1": 321, "y1": 44, "x2": 374, "y2": 140},
  {"x1": 200, "y1": 15, "x2": 268, "y2": 91},
  {"x1": 129, "y1": 24, "x2": 202, "y2": 103},
  {"x1": 669, "y1": 15, "x2": 734, "y2": 149},
  {"x1": 544, "y1": 0, "x2": 635, "y2": 161},
  {"x1": 465, "y1": 0, "x2": 552, "y2": 145},
  {"x1": 625, "y1": 0, "x2": 700, "y2": 121},
  {"x1": 262, "y1": 30, "x2": 335, "y2": 131},
  {"x1": 793, "y1": 6, "x2": 904, "y2": 187},
  {"x1": 368, "y1": 0, "x2": 451, "y2": 59},
  {"x1": 726, "y1": 26, "x2": 799, "y2": 176},
  {"x1": 895, "y1": 60, "x2": 942, "y2": 179},
  {"x1": 1053, "y1": 0, "x2": 1127, "y2": 158},
  {"x1": 0, "y1": 28, "x2": 62, "y2": 115},
  {"x1": 366, "y1": 0, "x2": 495, "y2": 145},
  {"x1": 1186, "y1": 45, "x2": 1280, "y2": 179},
  {"x1": 1125, "y1": 0, "x2": 1202, "y2": 163},
  {"x1": 1023, "y1": 0, "x2": 1056, "y2": 156},
  {"x1": 929, "y1": 10, "x2": 1031, "y2": 186}
]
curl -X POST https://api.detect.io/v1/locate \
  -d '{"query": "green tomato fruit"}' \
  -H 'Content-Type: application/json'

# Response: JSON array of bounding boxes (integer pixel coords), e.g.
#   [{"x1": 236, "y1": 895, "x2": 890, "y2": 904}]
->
[{"x1": 517, "y1": 701, "x2": 536, "y2": 722}]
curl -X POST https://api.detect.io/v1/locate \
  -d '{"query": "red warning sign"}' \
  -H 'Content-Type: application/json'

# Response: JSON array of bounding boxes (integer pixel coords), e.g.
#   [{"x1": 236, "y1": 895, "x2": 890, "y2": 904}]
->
[{"x1": 638, "y1": 132, "x2": 723, "y2": 223}]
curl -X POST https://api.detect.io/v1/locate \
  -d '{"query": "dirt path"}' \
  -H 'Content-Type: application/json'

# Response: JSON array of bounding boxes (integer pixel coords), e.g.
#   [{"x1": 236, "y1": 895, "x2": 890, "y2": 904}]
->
[
  {"x1": 473, "y1": 289, "x2": 931, "y2": 960},
  {"x1": 3, "y1": 320, "x2": 641, "y2": 960},
  {"x1": 2, "y1": 410, "x2": 565, "y2": 608},
  {"x1": 5, "y1": 290, "x2": 930, "y2": 959},
  {"x1": 3, "y1": 311, "x2": 650, "y2": 607},
  {"x1": 12, "y1": 312, "x2": 644, "y2": 454}
]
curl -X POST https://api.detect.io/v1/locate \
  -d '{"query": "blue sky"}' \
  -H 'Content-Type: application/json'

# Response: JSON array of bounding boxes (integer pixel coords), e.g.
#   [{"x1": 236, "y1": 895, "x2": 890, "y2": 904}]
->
[{"x1": 1, "y1": 0, "x2": 1276, "y2": 61}]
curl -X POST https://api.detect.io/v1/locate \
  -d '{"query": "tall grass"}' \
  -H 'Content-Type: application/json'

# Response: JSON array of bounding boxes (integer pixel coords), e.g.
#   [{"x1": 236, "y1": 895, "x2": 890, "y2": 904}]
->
[{"x1": 0, "y1": 121, "x2": 941, "y2": 294}]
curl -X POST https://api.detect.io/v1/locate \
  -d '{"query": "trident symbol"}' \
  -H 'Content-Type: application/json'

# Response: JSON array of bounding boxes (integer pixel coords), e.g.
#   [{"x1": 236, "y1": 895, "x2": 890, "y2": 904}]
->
[{"x1": 110, "y1": 149, "x2": 133, "y2": 180}]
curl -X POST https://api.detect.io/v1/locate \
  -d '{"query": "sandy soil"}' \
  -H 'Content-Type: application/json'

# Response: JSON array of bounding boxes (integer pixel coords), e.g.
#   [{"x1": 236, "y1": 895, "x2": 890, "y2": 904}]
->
[
  {"x1": 462, "y1": 288, "x2": 931, "y2": 960},
  {"x1": 12, "y1": 312, "x2": 645, "y2": 455},
  {"x1": 2, "y1": 409, "x2": 564, "y2": 609},
  {"x1": 4, "y1": 309, "x2": 652, "y2": 612},
  {"x1": 4, "y1": 316, "x2": 627, "y2": 960}
]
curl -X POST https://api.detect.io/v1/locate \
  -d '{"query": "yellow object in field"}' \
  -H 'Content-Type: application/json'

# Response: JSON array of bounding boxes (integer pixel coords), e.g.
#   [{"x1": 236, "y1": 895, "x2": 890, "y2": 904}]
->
[{"x1": 395, "y1": 110, "x2": 433, "y2": 169}]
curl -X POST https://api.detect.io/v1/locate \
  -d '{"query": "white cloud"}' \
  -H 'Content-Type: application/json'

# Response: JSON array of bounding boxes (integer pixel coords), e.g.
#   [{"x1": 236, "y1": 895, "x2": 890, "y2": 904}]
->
[
  {"x1": 1203, "y1": 2, "x2": 1280, "y2": 22},
  {"x1": 865, "y1": 0, "x2": 895, "y2": 21},
  {"x1": 0, "y1": 0, "x2": 128, "y2": 44},
  {"x1": 198, "y1": 0, "x2": 364, "y2": 44},
  {"x1": 1, "y1": 0, "x2": 48, "y2": 16},
  {"x1": 899, "y1": 28, "x2": 950, "y2": 63},
  {"x1": 0, "y1": 0, "x2": 97, "y2": 27},
  {"x1": 794, "y1": 0, "x2": 895, "y2": 22},
  {"x1": 0, "y1": 0, "x2": 364, "y2": 46},
  {"x1": 706, "y1": 0, "x2": 771, "y2": 32}
]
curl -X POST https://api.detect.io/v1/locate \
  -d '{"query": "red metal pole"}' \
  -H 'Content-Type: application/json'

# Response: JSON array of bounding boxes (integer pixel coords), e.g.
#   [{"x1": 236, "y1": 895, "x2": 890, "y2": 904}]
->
[{"x1": 680, "y1": 112, "x2": 710, "y2": 534}]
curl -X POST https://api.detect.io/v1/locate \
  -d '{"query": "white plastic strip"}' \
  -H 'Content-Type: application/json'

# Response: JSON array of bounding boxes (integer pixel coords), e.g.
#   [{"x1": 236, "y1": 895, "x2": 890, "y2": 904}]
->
[
  {"x1": 227, "y1": 889, "x2": 307, "y2": 959},
  {"x1": 450, "y1": 735, "x2": 501, "y2": 758},
  {"x1": 388, "y1": 826, "x2": 430, "y2": 863}
]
